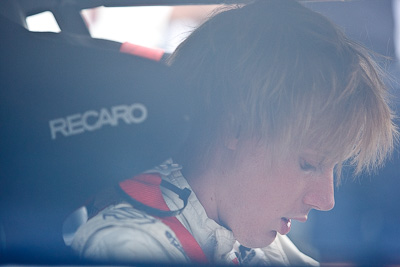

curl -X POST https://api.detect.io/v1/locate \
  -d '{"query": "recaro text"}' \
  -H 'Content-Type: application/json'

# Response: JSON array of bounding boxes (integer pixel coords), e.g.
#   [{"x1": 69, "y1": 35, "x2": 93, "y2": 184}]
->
[{"x1": 49, "y1": 103, "x2": 147, "y2": 140}]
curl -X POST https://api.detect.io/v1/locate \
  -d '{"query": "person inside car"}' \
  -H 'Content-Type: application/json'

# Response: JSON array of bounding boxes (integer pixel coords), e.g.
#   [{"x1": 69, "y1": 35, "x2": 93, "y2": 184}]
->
[{"x1": 70, "y1": 0, "x2": 397, "y2": 265}]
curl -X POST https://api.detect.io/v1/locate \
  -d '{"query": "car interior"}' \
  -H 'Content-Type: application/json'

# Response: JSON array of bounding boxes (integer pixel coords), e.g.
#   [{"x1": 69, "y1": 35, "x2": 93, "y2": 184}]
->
[{"x1": 0, "y1": 0, "x2": 399, "y2": 265}]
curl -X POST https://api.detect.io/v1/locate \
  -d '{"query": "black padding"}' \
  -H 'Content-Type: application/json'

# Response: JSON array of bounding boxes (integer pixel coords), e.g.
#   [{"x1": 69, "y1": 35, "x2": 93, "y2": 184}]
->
[{"x1": 0, "y1": 16, "x2": 192, "y2": 263}]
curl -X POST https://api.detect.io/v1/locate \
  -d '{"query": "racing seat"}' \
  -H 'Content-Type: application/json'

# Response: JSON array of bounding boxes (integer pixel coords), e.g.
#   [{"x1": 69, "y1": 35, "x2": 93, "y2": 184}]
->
[{"x1": 0, "y1": 15, "x2": 192, "y2": 264}]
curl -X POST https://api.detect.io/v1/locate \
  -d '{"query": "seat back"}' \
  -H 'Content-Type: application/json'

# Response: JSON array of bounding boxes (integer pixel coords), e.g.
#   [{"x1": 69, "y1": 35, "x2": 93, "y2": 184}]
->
[{"x1": 0, "y1": 16, "x2": 192, "y2": 263}]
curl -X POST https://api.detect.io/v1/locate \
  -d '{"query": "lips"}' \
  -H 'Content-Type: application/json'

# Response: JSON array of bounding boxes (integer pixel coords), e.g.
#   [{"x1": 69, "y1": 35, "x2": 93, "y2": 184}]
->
[
  {"x1": 279, "y1": 217, "x2": 291, "y2": 235},
  {"x1": 292, "y1": 216, "x2": 308, "y2": 223}
]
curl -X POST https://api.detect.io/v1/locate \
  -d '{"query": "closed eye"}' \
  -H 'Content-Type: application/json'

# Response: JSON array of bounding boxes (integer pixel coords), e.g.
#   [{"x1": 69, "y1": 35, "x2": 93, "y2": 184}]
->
[{"x1": 299, "y1": 158, "x2": 317, "y2": 171}]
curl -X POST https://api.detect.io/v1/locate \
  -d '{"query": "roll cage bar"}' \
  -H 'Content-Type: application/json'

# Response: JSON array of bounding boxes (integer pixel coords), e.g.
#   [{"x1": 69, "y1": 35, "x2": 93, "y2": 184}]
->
[
  {"x1": 1, "y1": 0, "x2": 249, "y2": 36},
  {"x1": 1, "y1": 0, "x2": 349, "y2": 36}
]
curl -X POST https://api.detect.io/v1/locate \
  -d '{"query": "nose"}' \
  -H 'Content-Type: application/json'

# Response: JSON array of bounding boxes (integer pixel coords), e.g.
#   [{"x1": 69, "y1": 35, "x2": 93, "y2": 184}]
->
[{"x1": 303, "y1": 169, "x2": 335, "y2": 211}]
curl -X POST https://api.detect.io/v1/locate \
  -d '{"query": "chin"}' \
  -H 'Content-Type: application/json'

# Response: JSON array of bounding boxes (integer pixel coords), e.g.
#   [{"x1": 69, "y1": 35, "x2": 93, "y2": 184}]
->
[{"x1": 237, "y1": 230, "x2": 277, "y2": 248}]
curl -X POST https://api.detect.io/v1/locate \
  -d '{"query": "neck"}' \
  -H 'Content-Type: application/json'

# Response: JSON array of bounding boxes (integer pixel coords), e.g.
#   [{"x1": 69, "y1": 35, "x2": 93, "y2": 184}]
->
[{"x1": 184, "y1": 167, "x2": 221, "y2": 225}]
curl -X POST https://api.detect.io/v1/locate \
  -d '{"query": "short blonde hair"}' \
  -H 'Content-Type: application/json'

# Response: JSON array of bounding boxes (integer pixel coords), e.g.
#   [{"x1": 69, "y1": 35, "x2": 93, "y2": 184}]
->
[{"x1": 169, "y1": 0, "x2": 397, "y2": 181}]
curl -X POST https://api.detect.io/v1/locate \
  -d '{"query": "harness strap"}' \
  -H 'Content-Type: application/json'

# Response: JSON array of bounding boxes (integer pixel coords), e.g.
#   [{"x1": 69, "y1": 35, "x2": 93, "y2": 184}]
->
[{"x1": 119, "y1": 173, "x2": 208, "y2": 264}]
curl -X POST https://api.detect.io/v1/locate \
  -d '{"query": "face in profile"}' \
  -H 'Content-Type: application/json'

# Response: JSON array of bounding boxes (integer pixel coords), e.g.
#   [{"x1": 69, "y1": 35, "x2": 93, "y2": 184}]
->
[
  {"x1": 172, "y1": 0, "x2": 396, "y2": 253},
  {"x1": 213, "y1": 140, "x2": 336, "y2": 248}
]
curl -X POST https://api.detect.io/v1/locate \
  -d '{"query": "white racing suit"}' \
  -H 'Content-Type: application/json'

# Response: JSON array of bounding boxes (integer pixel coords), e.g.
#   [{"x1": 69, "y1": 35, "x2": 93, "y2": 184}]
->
[{"x1": 70, "y1": 160, "x2": 319, "y2": 265}]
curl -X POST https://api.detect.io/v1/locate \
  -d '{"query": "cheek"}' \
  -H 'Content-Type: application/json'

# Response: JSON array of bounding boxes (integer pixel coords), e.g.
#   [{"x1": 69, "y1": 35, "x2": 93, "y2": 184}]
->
[
  {"x1": 223, "y1": 169, "x2": 281, "y2": 222},
  {"x1": 218, "y1": 150, "x2": 305, "y2": 224},
  {"x1": 217, "y1": 157, "x2": 310, "y2": 247},
  {"x1": 216, "y1": 170, "x2": 274, "y2": 226},
  {"x1": 221, "y1": 182, "x2": 283, "y2": 248},
  {"x1": 253, "y1": 166, "x2": 307, "y2": 215}
]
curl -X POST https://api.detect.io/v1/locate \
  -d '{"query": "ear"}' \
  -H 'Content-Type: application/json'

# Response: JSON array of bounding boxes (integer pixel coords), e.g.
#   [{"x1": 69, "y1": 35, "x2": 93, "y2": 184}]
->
[{"x1": 225, "y1": 138, "x2": 239, "y2": 151}]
